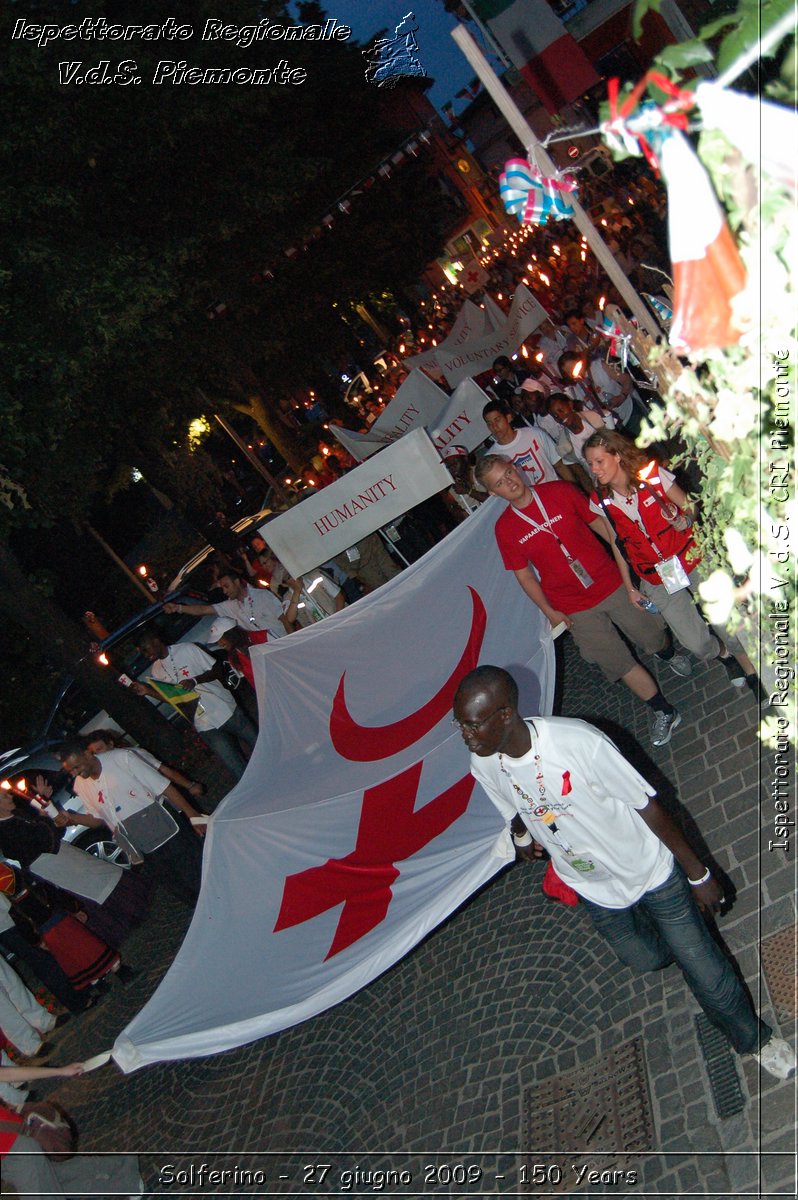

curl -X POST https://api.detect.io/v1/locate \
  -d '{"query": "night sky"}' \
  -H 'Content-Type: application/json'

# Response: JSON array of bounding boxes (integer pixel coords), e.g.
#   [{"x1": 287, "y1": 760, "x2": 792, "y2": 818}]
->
[{"x1": 302, "y1": 0, "x2": 491, "y2": 109}]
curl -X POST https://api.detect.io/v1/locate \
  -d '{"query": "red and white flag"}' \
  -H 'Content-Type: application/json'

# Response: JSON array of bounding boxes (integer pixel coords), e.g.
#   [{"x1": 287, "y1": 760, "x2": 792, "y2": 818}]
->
[
  {"x1": 661, "y1": 131, "x2": 747, "y2": 354},
  {"x1": 471, "y1": 0, "x2": 598, "y2": 114},
  {"x1": 113, "y1": 501, "x2": 554, "y2": 1070}
]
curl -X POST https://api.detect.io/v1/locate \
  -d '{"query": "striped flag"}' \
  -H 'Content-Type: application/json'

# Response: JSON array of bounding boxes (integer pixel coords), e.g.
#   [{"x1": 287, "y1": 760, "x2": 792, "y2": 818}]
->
[
  {"x1": 472, "y1": 0, "x2": 598, "y2": 113},
  {"x1": 146, "y1": 679, "x2": 201, "y2": 723}
]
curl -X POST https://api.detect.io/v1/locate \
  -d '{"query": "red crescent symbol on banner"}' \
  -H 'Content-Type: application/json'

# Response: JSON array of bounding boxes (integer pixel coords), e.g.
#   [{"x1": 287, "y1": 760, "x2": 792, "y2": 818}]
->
[{"x1": 329, "y1": 586, "x2": 487, "y2": 762}]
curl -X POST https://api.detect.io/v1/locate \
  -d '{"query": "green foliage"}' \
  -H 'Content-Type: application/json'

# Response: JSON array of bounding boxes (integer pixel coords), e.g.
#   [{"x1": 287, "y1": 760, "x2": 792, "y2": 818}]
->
[
  {"x1": 629, "y1": 0, "x2": 797, "y2": 742},
  {"x1": 653, "y1": 40, "x2": 714, "y2": 73},
  {"x1": 1, "y1": 0, "x2": 446, "y2": 536},
  {"x1": 631, "y1": 0, "x2": 662, "y2": 41}
]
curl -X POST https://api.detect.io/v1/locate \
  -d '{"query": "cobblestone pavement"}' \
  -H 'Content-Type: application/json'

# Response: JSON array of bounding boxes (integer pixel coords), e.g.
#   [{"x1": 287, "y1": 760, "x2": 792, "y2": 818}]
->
[{"x1": 17, "y1": 637, "x2": 796, "y2": 1198}]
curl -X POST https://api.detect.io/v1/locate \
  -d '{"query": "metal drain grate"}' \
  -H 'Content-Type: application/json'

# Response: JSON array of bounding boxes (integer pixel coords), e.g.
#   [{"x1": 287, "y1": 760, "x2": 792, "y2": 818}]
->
[
  {"x1": 695, "y1": 1014, "x2": 745, "y2": 1119},
  {"x1": 761, "y1": 924, "x2": 797, "y2": 1020},
  {"x1": 521, "y1": 1038, "x2": 653, "y2": 1193}
]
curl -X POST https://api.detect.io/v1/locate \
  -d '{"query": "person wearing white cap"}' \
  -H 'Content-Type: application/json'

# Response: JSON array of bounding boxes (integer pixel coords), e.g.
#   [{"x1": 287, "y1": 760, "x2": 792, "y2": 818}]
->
[
  {"x1": 440, "y1": 445, "x2": 485, "y2": 516},
  {"x1": 513, "y1": 378, "x2": 563, "y2": 444}
]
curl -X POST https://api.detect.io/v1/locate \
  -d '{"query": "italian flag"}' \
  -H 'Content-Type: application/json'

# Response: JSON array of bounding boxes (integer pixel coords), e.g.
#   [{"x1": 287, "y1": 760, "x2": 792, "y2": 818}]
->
[
  {"x1": 472, "y1": 0, "x2": 598, "y2": 113},
  {"x1": 660, "y1": 131, "x2": 746, "y2": 353}
]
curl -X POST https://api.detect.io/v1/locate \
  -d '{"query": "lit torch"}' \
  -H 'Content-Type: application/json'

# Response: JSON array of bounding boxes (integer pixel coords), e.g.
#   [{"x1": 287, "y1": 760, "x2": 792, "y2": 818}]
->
[{"x1": 638, "y1": 461, "x2": 678, "y2": 521}]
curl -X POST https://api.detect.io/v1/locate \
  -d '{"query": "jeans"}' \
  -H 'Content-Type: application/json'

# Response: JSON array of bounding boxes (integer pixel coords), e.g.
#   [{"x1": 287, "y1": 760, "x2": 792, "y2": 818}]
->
[
  {"x1": 200, "y1": 706, "x2": 258, "y2": 780},
  {"x1": 581, "y1": 865, "x2": 770, "y2": 1053}
]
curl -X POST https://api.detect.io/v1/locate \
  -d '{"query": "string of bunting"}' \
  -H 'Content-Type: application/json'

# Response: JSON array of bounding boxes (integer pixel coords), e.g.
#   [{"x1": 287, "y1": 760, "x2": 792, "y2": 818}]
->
[{"x1": 247, "y1": 129, "x2": 434, "y2": 288}]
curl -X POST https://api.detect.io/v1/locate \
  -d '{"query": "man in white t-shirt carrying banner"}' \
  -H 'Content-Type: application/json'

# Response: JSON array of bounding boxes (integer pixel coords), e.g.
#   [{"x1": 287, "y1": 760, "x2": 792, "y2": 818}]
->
[
  {"x1": 58, "y1": 742, "x2": 204, "y2": 907},
  {"x1": 134, "y1": 632, "x2": 257, "y2": 782},
  {"x1": 452, "y1": 666, "x2": 796, "y2": 1082},
  {"x1": 165, "y1": 569, "x2": 289, "y2": 645}
]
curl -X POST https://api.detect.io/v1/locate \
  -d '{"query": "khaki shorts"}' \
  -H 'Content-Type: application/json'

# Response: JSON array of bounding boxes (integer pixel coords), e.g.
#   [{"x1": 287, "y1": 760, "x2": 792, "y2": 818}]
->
[{"x1": 569, "y1": 584, "x2": 668, "y2": 681}]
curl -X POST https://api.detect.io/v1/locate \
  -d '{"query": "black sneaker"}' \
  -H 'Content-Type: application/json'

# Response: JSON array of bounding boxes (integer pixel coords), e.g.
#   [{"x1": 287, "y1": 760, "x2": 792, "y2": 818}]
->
[
  {"x1": 651, "y1": 709, "x2": 682, "y2": 746},
  {"x1": 719, "y1": 654, "x2": 746, "y2": 687}
]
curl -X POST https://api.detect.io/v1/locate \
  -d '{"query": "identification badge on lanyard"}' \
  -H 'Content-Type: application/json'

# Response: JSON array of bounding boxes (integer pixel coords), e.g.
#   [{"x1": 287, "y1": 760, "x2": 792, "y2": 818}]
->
[
  {"x1": 561, "y1": 849, "x2": 613, "y2": 880},
  {"x1": 569, "y1": 558, "x2": 594, "y2": 589},
  {"x1": 658, "y1": 554, "x2": 690, "y2": 594}
]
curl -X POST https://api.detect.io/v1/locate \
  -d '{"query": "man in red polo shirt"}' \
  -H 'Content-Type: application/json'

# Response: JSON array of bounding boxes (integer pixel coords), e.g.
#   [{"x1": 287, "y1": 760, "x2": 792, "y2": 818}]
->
[{"x1": 475, "y1": 455, "x2": 689, "y2": 746}]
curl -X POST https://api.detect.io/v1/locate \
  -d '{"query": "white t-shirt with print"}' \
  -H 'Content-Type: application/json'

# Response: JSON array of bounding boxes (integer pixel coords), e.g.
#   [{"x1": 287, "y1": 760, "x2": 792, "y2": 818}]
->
[
  {"x1": 489, "y1": 427, "x2": 561, "y2": 486},
  {"x1": 148, "y1": 642, "x2": 236, "y2": 732},
  {"x1": 470, "y1": 717, "x2": 671, "y2": 908},
  {"x1": 72, "y1": 749, "x2": 168, "y2": 831},
  {"x1": 214, "y1": 584, "x2": 286, "y2": 639}
]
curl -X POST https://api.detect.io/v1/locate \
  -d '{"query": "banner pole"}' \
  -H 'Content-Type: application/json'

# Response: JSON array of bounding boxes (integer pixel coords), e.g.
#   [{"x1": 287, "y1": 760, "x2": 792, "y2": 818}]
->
[
  {"x1": 379, "y1": 528, "x2": 412, "y2": 568},
  {"x1": 450, "y1": 23, "x2": 663, "y2": 338}
]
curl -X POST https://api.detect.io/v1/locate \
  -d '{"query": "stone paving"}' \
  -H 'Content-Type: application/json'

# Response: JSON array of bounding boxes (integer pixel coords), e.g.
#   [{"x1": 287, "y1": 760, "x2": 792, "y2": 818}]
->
[{"x1": 11, "y1": 636, "x2": 796, "y2": 1198}]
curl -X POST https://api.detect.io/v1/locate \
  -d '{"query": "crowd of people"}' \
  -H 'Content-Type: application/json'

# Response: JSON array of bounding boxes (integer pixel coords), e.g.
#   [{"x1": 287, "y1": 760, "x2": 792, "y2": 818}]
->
[{"x1": 0, "y1": 162, "x2": 786, "y2": 1193}]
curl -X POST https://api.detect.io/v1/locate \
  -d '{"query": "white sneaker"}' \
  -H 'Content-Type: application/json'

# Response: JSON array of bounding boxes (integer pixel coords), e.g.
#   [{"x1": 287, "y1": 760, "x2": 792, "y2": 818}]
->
[
  {"x1": 754, "y1": 1037, "x2": 796, "y2": 1079},
  {"x1": 667, "y1": 653, "x2": 693, "y2": 677}
]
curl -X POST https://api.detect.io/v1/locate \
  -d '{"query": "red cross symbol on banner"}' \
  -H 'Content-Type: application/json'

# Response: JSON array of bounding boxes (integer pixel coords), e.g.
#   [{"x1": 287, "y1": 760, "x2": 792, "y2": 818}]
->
[
  {"x1": 274, "y1": 588, "x2": 487, "y2": 958},
  {"x1": 273, "y1": 764, "x2": 475, "y2": 959}
]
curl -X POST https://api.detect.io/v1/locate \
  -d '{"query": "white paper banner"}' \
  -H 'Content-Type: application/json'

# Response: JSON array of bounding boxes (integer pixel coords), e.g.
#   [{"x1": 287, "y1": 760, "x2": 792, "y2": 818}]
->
[
  {"x1": 112, "y1": 498, "x2": 555, "y2": 1071},
  {"x1": 427, "y1": 379, "x2": 493, "y2": 455},
  {"x1": 329, "y1": 423, "x2": 393, "y2": 463},
  {"x1": 483, "y1": 294, "x2": 508, "y2": 332},
  {"x1": 260, "y1": 429, "x2": 453, "y2": 577},
  {"x1": 401, "y1": 299, "x2": 489, "y2": 373},
  {"x1": 435, "y1": 285, "x2": 549, "y2": 386},
  {"x1": 329, "y1": 372, "x2": 449, "y2": 464},
  {"x1": 367, "y1": 369, "x2": 449, "y2": 443}
]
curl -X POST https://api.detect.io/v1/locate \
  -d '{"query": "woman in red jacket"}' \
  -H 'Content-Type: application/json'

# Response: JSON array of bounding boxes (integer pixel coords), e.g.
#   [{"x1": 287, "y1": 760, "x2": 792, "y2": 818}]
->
[{"x1": 584, "y1": 429, "x2": 757, "y2": 692}]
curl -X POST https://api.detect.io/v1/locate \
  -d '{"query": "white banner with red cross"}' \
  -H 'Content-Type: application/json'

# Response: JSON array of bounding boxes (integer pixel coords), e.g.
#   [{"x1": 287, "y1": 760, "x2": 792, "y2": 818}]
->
[{"x1": 112, "y1": 499, "x2": 554, "y2": 1070}]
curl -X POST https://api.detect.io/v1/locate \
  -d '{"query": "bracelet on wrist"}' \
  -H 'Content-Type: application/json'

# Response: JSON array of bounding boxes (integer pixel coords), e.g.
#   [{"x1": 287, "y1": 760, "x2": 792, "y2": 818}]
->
[
  {"x1": 688, "y1": 867, "x2": 711, "y2": 886},
  {"x1": 512, "y1": 829, "x2": 533, "y2": 846}
]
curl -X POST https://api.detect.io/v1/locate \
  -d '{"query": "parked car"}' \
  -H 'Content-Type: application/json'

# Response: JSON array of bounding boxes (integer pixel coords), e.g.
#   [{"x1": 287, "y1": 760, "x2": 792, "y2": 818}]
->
[
  {"x1": 0, "y1": 597, "x2": 229, "y2": 867},
  {"x1": 0, "y1": 742, "x2": 130, "y2": 867},
  {"x1": 166, "y1": 506, "x2": 275, "y2": 592}
]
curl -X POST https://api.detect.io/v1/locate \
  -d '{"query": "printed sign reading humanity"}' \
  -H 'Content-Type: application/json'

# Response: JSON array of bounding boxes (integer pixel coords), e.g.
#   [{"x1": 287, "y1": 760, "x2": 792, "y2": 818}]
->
[{"x1": 260, "y1": 429, "x2": 452, "y2": 577}]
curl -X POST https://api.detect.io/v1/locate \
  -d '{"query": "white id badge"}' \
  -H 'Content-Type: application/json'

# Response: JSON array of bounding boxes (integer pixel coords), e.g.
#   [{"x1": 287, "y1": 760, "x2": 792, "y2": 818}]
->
[
  {"x1": 563, "y1": 850, "x2": 613, "y2": 881},
  {"x1": 658, "y1": 555, "x2": 690, "y2": 594},
  {"x1": 569, "y1": 558, "x2": 594, "y2": 588}
]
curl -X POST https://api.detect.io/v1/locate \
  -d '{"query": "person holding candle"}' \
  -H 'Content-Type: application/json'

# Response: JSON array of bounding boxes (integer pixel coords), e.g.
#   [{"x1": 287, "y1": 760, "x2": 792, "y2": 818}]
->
[{"x1": 584, "y1": 429, "x2": 756, "y2": 691}]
